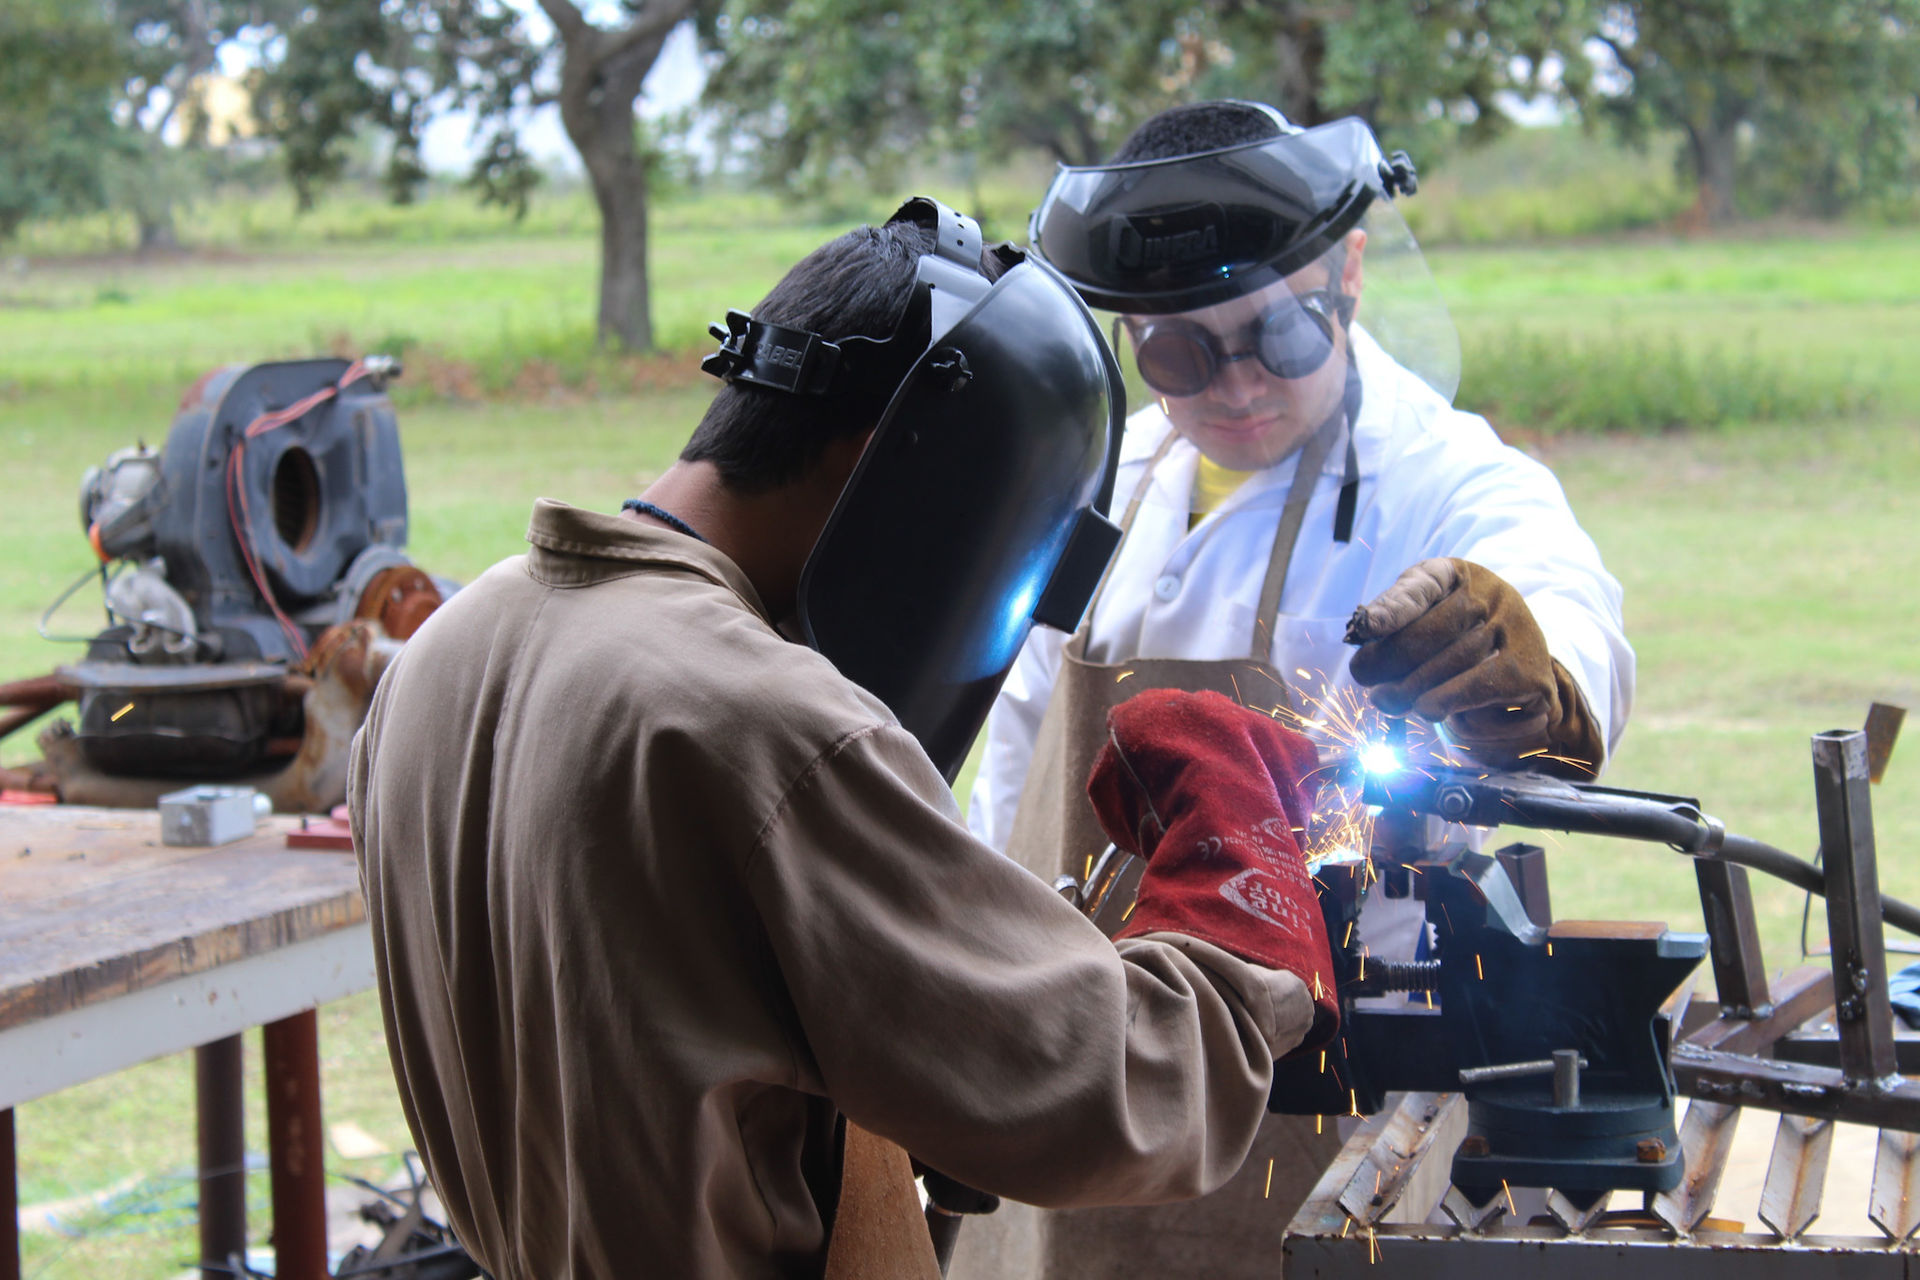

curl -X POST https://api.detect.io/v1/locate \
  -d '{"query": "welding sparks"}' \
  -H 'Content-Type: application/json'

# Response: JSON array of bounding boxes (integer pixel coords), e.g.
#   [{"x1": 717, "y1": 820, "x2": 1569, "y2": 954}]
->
[
  {"x1": 1349, "y1": 1090, "x2": 1360, "y2": 1117},
  {"x1": 1502, "y1": 1180, "x2": 1517, "y2": 1216},
  {"x1": 1265, "y1": 1157, "x2": 1275, "y2": 1199},
  {"x1": 111, "y1": 702, "x2": 135, "y2": 722},
  {"x1": 1368, "y1": 1227, "x2": 1380, "y2": 1264},
  {"x1": 1316, "y1": 1114, "x2": 1324, "y2": 1134},
  {"x1": 1547, "y1": 942, "x2": 1554, "y2": 957},
  {"x1": 1115, "y1": 669, "x2": 1135, "y2": 683},
  {"x1": 1475, "y1": 954, "x2": 1484, "y2": 981},
  {"x1": 1319, "y1": 1049, "x2": 1327, "y2": 1073}
]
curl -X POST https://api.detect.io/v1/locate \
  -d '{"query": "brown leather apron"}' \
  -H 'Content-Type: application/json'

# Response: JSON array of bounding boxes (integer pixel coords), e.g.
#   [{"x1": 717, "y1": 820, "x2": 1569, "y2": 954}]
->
[{"x1": 953, "y1": 422, "x2": 1347, "y2": 1280}]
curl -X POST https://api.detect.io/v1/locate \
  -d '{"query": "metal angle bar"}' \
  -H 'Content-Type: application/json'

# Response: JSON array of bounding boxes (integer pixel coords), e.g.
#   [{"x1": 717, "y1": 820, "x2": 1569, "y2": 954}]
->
[
  {"x1": 1869, "y1": 1128, "x2": 1920, "y2": 1242},
  {"x1": 1289, "y1": 1099, "x2": 1408, "y2": 1237},
  {"x1": 1651, "y1": 1099, "x2": 1740, "y2": 1234},
  {"x1": 1811, "y1": 730, "x2": 1897, "y2": 1083},
  {"x1": 1335, "y1": 1092, "x2": 1463, "y2": 1227},
  {"x1": 1545, "y1": 1188, "x2": 1612, "y2": 1234},
  {"x1": 1757, "y1": 1113, "x2": 1833, "y2": 1240},
  {"x1": 1439, "y1": 1184, "x2": 1508, "y2": 1232}
]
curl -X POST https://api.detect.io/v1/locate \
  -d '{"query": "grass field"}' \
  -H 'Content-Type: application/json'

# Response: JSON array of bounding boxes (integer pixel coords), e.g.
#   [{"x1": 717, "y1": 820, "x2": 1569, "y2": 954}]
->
[{"x1": 1, "y1": 189, "x2": 1918, "y2": 1277}]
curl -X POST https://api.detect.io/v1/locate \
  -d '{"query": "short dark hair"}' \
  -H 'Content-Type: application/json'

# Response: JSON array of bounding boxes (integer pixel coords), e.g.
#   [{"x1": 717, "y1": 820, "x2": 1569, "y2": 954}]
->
[
  {"x1": 1109, "y1": 101, "x2": 1287, "y2": 165},
  {"x1": 681, "y1": 219, "x2": 933, "y2": 493}
]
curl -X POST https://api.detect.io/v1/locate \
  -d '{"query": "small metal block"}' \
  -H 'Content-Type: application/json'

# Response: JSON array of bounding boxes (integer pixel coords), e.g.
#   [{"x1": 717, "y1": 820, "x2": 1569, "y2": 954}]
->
[{"x1": 159, "y1": 785, "x2": 259, "y2": 847}]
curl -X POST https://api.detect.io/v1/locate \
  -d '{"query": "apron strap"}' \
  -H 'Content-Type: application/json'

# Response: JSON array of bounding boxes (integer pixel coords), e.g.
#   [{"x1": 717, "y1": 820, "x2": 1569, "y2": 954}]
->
[
  {"x1": 1070, "y1": 428, "x2": 1181, "y2": 647},
  {"x1": 1248, "y1": 415, "x2": 1342, "y2": 661}
]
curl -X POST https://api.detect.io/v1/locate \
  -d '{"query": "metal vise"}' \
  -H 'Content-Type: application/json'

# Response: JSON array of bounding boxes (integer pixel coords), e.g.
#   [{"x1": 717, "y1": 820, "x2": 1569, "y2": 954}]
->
[{"x1": 1268, "y1": 845, "x2": 1707, "y2": 1208}]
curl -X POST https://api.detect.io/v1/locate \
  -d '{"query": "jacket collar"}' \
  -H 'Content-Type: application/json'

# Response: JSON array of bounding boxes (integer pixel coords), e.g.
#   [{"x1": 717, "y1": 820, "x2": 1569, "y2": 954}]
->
[{"x1": 522, "y1": 498, "x2": 771, "y2": 621}]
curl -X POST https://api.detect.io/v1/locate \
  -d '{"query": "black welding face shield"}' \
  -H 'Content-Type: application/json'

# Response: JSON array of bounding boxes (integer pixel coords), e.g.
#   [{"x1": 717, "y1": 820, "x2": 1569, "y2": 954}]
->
[
  {"x1": 705, "y1": 198, "x2": 1125, "y2": 780},
  {"x1": 1031, "y1": 115, "x2": 1460, "y2": 403}
]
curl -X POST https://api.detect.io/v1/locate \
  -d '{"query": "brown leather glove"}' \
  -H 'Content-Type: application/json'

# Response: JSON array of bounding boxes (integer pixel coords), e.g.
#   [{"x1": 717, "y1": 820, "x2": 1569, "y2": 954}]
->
[
  {"x1": 1346, "y1": 558, "x2": 1604, "y2": 778},
  {"x1": 1087, "y1": 689, "x2": 1339, "y2": 1049}
]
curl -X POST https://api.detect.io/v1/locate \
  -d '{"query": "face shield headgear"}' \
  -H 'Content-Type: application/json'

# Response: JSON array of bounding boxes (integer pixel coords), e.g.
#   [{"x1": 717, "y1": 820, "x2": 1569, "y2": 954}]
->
[
  {"x1": 701, "y1": 197, "x2": 1126, "y2": 779},
  {"x1": 1029, "y1": 114, "x2": 1460, "y2": 404}
]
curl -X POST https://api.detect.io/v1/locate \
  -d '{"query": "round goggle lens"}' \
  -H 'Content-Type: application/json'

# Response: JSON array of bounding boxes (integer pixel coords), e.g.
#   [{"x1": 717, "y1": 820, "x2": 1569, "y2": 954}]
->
[
  {"x1": 1258, "y1": 301, "x2": 1337, "y2": 380},
  {"x1": 1130, "y1": 291, "x2": 1344, "y2": 398},
  {"x1": 1132, "y1": 330, "x2": 1215, "y2": 398}
]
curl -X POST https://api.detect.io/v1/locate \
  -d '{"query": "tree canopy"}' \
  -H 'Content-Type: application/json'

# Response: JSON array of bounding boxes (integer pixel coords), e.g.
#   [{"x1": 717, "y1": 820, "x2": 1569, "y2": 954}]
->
[
  {"x1": 258, "y1": 0, "x2": 695, "y2": 350},
  {"x1": 700, "y1": 0, "x2": 1591, "y2": 188},
  {"x1": 0, "y1": 2, "x2": 126, "y2": 240}
]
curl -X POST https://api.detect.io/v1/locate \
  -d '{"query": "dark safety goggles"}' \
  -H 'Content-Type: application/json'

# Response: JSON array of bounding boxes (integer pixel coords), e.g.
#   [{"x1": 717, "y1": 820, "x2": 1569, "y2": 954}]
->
[{"x1": 1127, "y1": 288, "x2": 1356, "y2": 398}]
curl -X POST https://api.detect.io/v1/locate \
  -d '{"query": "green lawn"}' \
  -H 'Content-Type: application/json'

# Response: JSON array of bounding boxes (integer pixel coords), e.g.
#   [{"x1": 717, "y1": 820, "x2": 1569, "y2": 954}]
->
[{"x1": 2, "y1": 214, "x2": 1918, "y2": 1277}]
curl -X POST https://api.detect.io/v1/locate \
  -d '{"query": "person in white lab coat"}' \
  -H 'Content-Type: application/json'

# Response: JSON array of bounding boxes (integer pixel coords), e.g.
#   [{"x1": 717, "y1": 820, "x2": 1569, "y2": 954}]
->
[{"x1": 953, "y1": 100, "x2": 1634, "y2": 1280}]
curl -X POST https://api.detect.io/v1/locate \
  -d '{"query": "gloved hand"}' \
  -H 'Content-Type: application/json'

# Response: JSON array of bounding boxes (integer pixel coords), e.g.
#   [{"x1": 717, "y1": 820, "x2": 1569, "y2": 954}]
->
[
  {"x1": 1087, "y1": 688, "x2": 1338, "y2": 1047},
  {"x1": 1346, "y1": 557, "x2": 1604, "y2": 778}
]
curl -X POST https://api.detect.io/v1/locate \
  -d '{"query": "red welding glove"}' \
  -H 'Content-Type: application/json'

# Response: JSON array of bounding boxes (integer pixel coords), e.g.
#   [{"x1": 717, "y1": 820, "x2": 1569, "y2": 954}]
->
[
  {"x1": 1087, "y1": 688, "x2": 1339, "y2": 1049},
  {"x1": 1347, "y1": 558, "x2": 1605, "y2": 779}
]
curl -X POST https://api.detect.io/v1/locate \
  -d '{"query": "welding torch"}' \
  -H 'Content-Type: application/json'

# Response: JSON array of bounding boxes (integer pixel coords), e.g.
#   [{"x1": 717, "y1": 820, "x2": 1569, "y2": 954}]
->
[{"x1": 1361, "y1": 766, "x2": 1920, "y2": 940}]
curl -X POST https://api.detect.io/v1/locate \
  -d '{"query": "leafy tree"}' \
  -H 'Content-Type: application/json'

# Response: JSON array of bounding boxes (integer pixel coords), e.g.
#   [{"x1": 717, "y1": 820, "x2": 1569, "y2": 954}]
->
[
  {"x1": 700, "y1": 0, "x2": 1589, "y2": 190},
  {"x1": 102, "y1": 2, "x2": 302, "y2": 250},
  {"x1": 1591, "y1": 0, "x2": 1920, "y2": 223},
  {"x1": 0, "y1": 2, "x2": 126, "y2": 241},
  {"x1": 259, "y1": 0, "x2": 697, "y2": 351}
]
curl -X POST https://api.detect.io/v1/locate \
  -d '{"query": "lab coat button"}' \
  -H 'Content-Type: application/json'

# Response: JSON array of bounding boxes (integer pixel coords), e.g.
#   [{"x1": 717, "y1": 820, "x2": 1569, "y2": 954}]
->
[{"x1": 1153, "y1": 574, "x2": 1181, "y2": 601}]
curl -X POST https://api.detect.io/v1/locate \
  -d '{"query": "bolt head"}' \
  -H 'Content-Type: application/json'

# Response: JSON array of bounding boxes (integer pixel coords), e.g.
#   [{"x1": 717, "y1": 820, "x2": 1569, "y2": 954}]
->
[
  {"x1": 1460, "y1": 1135, "x2": 1490, "y2": 1158},
  {"x1": 1636, "y1": 1138, "x2": 1667, "y2": 1163}
]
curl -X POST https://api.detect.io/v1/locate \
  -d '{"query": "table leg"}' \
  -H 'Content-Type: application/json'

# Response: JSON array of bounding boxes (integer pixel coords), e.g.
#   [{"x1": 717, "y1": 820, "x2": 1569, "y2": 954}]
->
[
  {"x1": 195, "y1": 1035, "x2": 247, "y2": 1279},
  {"x1": 3, "y1": 1107, "x2": 17, "y2": 1280},
  {"x1": 263, "y1": 1011, "x2": 327, "y2": 1280}
]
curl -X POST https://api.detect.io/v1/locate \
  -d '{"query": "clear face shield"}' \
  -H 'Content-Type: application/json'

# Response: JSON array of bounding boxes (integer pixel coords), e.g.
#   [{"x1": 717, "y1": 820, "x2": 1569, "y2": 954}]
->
[{"x1": 1032, "y1": 116, "x2": 1460, "y2": 413}]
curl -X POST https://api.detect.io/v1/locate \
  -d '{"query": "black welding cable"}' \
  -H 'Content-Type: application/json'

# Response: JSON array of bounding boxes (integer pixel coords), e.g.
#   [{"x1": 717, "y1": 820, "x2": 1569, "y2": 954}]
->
[{"x1": 1711, "y1": 833, "x2": 1920, "y2": 941}]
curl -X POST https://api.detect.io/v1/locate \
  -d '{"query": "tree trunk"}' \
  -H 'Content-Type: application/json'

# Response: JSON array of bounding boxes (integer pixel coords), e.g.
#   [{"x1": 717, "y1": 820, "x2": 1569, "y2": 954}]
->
[
  {"x1": 1270, "y1": 11, "x2": 1329, "y2": 125},
  {"x1": 1684, "y1": 118, "x2": 1742, "y2": 226},
  {"x1": 556, "y1": 27, "x2": 671, "y2": 351},
  {"x1": 138, "y1": 206, "x2": 180, "y2": 253}
]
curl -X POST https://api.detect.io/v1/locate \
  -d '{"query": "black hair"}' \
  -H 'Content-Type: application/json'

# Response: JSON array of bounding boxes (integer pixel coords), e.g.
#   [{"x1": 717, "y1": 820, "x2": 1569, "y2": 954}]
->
[
  {"x1": 1109, "y1": 101, "x2": 1287, "y2": 165},
  {"x1": 680, "y1": 218, "x2": 934, "y2": 493}
]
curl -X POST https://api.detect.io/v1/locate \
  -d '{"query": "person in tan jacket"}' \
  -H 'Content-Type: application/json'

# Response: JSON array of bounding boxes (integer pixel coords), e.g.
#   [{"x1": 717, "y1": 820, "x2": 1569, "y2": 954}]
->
[{"x1": 349, "y1": 198, "x2": 1340, "y2": 1279}]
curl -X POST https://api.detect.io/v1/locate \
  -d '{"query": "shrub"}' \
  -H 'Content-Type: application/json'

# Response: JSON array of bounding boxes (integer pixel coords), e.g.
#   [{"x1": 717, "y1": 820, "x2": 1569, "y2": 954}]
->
[{"x1": 1460, "y1": 329, "x2": 1875, "y2": 435}]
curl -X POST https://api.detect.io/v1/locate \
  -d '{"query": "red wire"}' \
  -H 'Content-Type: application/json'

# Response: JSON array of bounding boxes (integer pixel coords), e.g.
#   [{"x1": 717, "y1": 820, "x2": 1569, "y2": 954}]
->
[{"x1": 224, "y1": 360, "x2": 371, "y2": 662}]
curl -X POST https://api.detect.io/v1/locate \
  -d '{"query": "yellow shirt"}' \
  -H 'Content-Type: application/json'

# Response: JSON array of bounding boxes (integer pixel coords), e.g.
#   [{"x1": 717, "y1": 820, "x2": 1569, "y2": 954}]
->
[{"x1": 1191, "y1": 455, "x2": 1255, "y2": 527}]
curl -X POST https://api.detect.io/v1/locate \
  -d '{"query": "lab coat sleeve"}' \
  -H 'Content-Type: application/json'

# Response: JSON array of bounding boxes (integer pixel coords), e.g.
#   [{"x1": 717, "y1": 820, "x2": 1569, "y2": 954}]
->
[
  {"x1": 750, "y1": 722, "x2": 1316, "y2": 1208},
  {"x1": 967, "y1": 620, "x2": 1069, "y2": 850}
]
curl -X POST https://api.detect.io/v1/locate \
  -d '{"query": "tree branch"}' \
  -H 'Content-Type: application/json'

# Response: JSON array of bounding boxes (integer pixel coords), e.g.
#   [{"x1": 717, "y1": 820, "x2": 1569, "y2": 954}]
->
[
  {"x1": 594, "y1": 0, "x2": 696, "y2": 68},
  {"x1": 536, "y1": 0, "x2": 588, "y2": 43}
]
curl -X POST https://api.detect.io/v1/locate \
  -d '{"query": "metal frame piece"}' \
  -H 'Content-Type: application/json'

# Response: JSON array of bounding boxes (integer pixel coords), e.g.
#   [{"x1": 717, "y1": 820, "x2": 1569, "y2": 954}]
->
[
  {"x1": 1693, "y1": 861, "x2": 1770, "y2": 1017},
  {"x1": 1811, "y1": 730, "x2": 1897, "y2": 1084},
  {"x1": 1285, "y1": 716, "x2": 1920, "y2": 1274}
]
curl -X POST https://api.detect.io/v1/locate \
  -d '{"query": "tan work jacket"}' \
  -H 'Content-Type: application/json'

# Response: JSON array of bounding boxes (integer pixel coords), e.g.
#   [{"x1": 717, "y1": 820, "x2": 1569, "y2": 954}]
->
[{"x1": 349, "y1": 499, "x2": 1315, "y2": 1279}]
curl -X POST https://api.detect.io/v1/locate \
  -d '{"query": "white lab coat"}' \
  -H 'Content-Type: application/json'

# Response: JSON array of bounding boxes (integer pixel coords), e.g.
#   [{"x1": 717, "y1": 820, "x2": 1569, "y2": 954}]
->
[{"x1": 969, "y1": 328, "x2": 1635, "y2": 851}]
